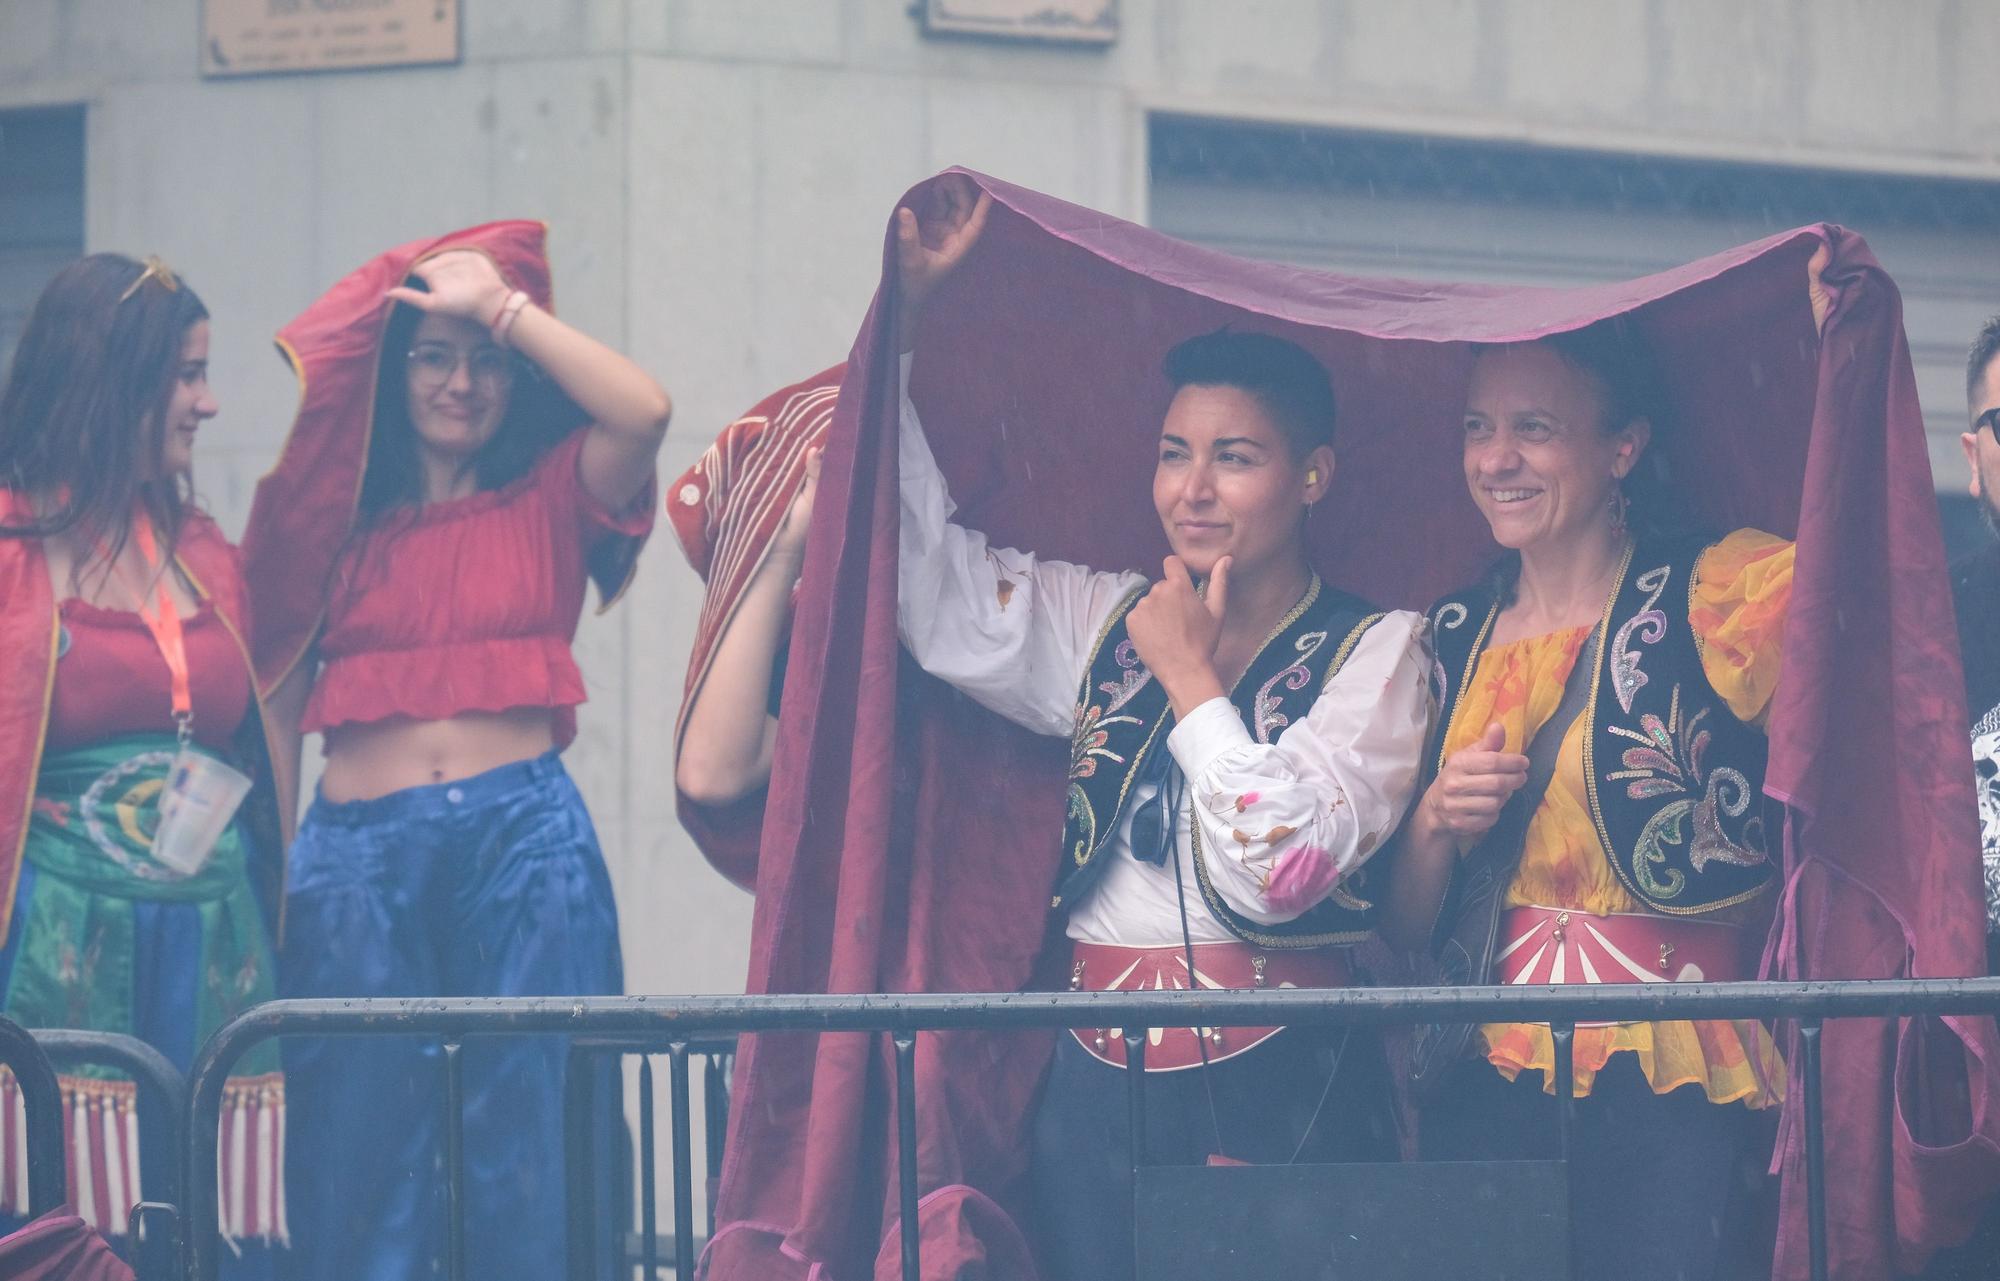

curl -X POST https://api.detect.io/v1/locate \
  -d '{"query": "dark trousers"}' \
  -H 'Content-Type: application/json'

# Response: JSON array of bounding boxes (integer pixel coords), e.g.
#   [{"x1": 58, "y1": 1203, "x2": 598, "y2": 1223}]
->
[
  {"x1": 1030, "y1": 1027, "x2": 1395, "y2": 1281},
  {"x1": 1420, "y1": 1054, "x2": 1753, "y2": 1281}
]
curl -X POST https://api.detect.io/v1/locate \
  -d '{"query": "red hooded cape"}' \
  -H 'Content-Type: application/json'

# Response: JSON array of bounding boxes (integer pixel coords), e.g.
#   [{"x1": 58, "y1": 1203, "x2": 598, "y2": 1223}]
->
[
  {"x1": 0, "y1": 500, "x2": 292, "y2": 940},
  {"x1": 241, "y1": 220, "x2": 640, "y2": 700},
  {"x1": 689, "y1": 170, "x2": 2000, "y2": 1281}
]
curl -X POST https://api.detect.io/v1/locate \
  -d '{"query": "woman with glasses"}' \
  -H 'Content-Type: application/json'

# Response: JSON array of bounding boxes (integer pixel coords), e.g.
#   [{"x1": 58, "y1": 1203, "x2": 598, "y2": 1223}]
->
[
  {"x1": 244, "y1": 225, "x2": 669, "y2": 1281},
  {"x1": 0, "y1": 254, "x2": 288, "y2": 1268}
]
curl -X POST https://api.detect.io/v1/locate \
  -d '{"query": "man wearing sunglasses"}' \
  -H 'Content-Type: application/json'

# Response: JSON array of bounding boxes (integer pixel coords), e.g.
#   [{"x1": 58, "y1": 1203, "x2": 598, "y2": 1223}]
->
[
  {"x1": 1937, "y1": 313, "x2": 2000, "y2": 1281},
  {"x1": 891, "y1": 177, "x2": 1434, "y2": 1279},
  {"x1": 1956, "y1": 318, "x2": 2000, "y2": 979}
]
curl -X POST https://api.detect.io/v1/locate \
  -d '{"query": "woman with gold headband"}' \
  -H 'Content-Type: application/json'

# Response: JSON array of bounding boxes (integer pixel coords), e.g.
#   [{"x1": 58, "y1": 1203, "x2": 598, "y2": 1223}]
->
[
  {"x1": 242, "y1": 223, "x2": 669, "y2": 1281},
  {"x1": 0, "y1": 254, "x2": 290, "y2": 1269}
]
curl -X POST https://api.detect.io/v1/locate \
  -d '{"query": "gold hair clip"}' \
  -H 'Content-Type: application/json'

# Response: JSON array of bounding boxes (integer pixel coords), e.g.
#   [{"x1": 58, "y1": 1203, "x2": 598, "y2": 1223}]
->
[{"x1": 117, "y1": 255, "x2": 181, "y2": 303}]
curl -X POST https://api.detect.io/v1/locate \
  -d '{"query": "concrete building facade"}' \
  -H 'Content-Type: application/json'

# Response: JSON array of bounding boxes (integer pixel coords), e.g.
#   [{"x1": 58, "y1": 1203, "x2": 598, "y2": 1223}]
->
[{"x1": 2, "y1": 0, "x2": 1997, "y2": 1011}]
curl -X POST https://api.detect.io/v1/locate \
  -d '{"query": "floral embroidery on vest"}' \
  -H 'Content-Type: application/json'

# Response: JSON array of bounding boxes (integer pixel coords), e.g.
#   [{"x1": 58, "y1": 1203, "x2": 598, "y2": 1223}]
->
[
  {"x1": 1428, "y1": 535, "x2": 1775, "y2": 917},
  {"x1": 1609, "y1": 690, "x2": 1769, "y2": 901},
  {"x1": 1253, "y1": 630, "x2": 1328, "y2": 741},
  {"x1": 1610, "y1": 564, "x2": 1671, "y2": 713},
  {"x1": 1054, "y1": 577, "x2": 1384, "y2": 945}
]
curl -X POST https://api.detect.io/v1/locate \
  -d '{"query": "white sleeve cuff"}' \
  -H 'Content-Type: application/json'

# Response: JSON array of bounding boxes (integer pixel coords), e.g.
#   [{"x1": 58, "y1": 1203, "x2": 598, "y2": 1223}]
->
[{"x1": 1166, "y1": 696, "x2": 1253, "y2": 778}]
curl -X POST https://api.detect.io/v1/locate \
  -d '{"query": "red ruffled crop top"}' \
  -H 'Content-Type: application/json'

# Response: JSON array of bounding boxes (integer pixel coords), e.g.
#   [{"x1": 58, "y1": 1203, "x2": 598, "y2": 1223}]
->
[
  {"x1": 301, "y1": 430, "x2": 654, "y2": 746},
  {"x1": 48, "y1": 599, "x2": 252, "y2": 754}
]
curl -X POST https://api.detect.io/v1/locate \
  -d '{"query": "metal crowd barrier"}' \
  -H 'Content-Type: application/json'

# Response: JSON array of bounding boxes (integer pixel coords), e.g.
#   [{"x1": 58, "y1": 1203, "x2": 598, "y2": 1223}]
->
[
  {"x1": 180, "y1": 980, "x2": 2000, "y2": 1281},
  {"x1": 564, "y1": 1035, "x2": 735, "y2": 1279},
  {"x1": 30, "y1": 1029, "x2": 189, "y2": 1277},
  {"x1": 0, "y1": 1016, "x2": 65, "y2": 1220}
]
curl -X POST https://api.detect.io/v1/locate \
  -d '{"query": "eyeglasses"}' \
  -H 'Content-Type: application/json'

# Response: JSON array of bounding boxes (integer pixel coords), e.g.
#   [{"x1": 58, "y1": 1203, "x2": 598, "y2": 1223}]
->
[
  {"x1": 406, "y1": 342, "x2": 515, "y2": 391},
  {"x1": 1979, "y1": 407, "x2": 2000, "y2": 442}
]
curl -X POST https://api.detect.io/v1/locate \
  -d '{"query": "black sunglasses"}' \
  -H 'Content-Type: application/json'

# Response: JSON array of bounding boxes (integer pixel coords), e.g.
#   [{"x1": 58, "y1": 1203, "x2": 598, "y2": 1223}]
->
[
  {"x1": 1126, "y1": 753, "x2": 1184, "y2": 868},
  {"x1": 1980, "y1": 407, "x2": 2000, "y2": 441}
]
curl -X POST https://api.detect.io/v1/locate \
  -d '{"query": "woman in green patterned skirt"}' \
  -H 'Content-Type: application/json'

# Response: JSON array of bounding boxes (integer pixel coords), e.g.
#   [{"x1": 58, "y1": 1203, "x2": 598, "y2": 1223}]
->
[{"x1": 0, "y1": 254, "x2": 292, "y2": 1271}]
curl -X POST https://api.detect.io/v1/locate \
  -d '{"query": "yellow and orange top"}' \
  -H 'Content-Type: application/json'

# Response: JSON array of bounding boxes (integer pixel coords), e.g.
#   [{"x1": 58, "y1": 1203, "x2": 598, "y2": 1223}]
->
[{"x1": 1437, "y1": 529, "x2": 1795, "y2": 1106}]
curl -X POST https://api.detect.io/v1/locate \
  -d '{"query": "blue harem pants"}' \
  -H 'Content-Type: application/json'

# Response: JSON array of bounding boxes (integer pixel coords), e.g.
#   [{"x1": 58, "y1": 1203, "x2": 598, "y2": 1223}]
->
[{"x1": 279, "y1": 753, "x2": 622, "y2": 1281}]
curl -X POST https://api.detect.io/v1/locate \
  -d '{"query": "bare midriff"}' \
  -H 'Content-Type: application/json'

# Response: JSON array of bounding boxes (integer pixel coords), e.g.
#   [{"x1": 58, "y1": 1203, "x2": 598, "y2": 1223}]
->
[{"x1": 319, "y1": 706, "x2": 557, "y2": 803}]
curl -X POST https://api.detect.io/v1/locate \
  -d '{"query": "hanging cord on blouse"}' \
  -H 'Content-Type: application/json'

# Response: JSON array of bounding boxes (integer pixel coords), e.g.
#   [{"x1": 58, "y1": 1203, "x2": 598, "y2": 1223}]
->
[
  {"x1": 1153, "y1": 762, "x2": 1230, "y2": 1157},
  {"x1": 1160, "y1": 760, "x2": 1351, "y2": 1166}
]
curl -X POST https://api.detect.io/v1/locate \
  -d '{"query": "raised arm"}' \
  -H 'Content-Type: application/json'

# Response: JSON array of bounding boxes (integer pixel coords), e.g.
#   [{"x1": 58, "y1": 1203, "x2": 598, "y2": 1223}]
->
[
  {"x1": 388, "y1": 251, "x2": 671, "y2": 513},
  {"x1": 896, "y1": 356, "x2": 1143, "y2": 735},
  {"x1": 892, "y1": 174, "x2": 1143, "y2": 734},
  {"x1": 1169, "y1": 612, "x2": 1435, "y2": 925},
  {"x1": 676, "y1": 450, "x2": 819, "y2": 805}
]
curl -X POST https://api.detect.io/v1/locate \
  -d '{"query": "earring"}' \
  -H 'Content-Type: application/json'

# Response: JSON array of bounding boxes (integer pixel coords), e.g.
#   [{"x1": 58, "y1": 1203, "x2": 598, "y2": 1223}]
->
[{"x1": 1608, "y1": 483, "x2": 1630, "y2": 538}]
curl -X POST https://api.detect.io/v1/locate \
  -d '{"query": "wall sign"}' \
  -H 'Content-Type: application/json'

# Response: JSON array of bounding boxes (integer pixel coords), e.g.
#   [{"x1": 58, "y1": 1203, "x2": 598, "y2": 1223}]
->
[
  {"x1": 202, "y1": 0, "x2": 460, "y2": 78},
  {"x1": 919, "y1": 0, "x2": 1118, "y2": 45}
]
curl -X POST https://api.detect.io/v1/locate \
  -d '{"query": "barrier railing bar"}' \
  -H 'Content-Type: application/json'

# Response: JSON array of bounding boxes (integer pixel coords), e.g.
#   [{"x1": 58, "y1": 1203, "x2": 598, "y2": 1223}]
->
[
  {"x1": 1124, "y1": 1029, "x2": 1147, "y2": 1271},
  {"x1": 1800, "y1": 1020, "x2": 1827, "y2": 1281},
  {"x1": 893, "y1": 1033, "x2": 921, "y2": 1281},
  {"x1": 31, "y1": 1029, "x2": 185, "y2": 1109},
  {"x1": 638, "y1": 1055, "x2": 658, "y2": 1280},
  {"x1": 703, "y1": 1048, "x2": 728, "y2": 1240},
  {"x1": 562, "y1": 1043, "x2": 597, "y2": 1281},
  {"x1": 1553, "y1": 1021, "x2": 1576, "y2": 1281},
  {"x1": 569, "y1": 1037, "x2": 734, "y2": 1274},
  {"x1": 1124, "y1": 1030, "x2": 1147, "y2": 1175},
  {"x1": 443, "y1": 1040, "x2": 466, "y2": 1281},
  {"x1": 0, "y1": 1016, "x2": 65, "y2": 1218},
  {"x1": 669, "y1": 1042, "x2": 694, "y2": 1281},
  {"x1": 127, "y1": 1200, "x2": 181, "y2": 1281},
  {"x1": 180, "y1": 979, "x2": 2000, "y2": 1042},
  {"x1": 1551, "y1": 1021, "x2": 1575, "y2": 1157},
  {"x1": 32, "y1": 1028, "x2": 188, "y2": 1226},
  {"x1": 182, "y1": 981, "x2": 2000, "y2": 1279}
]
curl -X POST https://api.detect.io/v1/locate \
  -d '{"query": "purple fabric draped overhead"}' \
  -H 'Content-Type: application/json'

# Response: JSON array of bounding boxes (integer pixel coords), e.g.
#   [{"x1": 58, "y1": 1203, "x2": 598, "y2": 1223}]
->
[
  {"x1": 0, "y1": 1209, "x2": 136, "y2": 1280},
  {"x1": 698, "y1": 168, "x2": 2000, "y2": 1281}
]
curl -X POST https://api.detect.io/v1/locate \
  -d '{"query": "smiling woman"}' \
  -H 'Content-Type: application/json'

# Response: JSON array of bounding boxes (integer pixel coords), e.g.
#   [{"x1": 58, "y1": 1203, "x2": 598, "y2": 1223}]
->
[
  {"x1": 1385, "y1": 317, "x2": 1795, "y2": 1281},
  {"x1": 241, "y1": 224, "x2": 672, "y2": 1281},
  {"x1": 0, "y1": 254, "x2": 291, "y2": 1271}
]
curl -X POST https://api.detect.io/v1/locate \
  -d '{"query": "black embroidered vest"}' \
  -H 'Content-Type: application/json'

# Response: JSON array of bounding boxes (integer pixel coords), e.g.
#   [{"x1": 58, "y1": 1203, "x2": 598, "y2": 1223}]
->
[
  {"x1": 1054, "y1": 575, "x2": 1386, "y2": 948},
  {"x1": 1428, "y1": 536, "x2": 1774, "y2": 917}
]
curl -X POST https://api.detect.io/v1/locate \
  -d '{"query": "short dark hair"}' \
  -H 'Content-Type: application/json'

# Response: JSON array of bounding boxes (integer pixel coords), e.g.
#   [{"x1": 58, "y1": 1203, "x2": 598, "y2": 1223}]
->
[
  {"x1": 1969, "y1": 315, "x2": 2000, "y2": 408},
  {"x1": 1162, "y1": 328, "x2": 1336, "y2": 455}
]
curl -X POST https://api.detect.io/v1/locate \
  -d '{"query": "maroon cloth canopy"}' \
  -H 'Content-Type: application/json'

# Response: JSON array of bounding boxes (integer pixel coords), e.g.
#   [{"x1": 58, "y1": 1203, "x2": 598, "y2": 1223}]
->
[
  {"x1": 695, "y1": 169, "x2": 2000, "y2": 1281},
  {"x1": 0, "y1": 1208, "x2": 136, "y2": 1281}
]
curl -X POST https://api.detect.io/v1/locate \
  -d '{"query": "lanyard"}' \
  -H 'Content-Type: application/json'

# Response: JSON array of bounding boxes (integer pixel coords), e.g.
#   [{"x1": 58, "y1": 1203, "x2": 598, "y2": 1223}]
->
[{"x1": 102, "y1": 516, "x2": 194, "y2": 743}]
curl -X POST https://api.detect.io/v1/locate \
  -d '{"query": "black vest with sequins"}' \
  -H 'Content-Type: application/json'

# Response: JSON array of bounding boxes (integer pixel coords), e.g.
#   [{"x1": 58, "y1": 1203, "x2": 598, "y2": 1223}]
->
[
  {"x1": 1053, "y1": 575, "x2": 1386, "y2": 948},
  {"x1": 1428, "y1": 535, "x2": 1775, "y2": 917}
]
